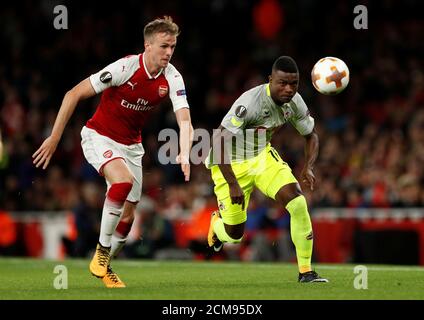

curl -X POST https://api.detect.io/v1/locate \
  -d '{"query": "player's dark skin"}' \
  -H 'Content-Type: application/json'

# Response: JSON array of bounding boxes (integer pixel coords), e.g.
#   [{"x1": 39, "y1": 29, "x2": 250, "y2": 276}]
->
[{"x1": 214, "y1": 69, "x2": 319, "y2": 239}]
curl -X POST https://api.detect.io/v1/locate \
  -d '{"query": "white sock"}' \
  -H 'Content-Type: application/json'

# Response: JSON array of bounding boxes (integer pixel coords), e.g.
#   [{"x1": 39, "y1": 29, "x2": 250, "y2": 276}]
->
[
  {"x1": 99, "y1": 199, "x2": 123, "y2": 247},
  {"x1": 110, "y1": 235, "x2": 127, "y2": 258}
]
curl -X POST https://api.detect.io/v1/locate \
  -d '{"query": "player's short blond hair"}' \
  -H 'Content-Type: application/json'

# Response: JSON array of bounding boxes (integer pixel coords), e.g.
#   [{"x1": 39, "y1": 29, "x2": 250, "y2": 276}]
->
[{"x1": 143, "y1": 16, "x2": 180, "y2": 40}]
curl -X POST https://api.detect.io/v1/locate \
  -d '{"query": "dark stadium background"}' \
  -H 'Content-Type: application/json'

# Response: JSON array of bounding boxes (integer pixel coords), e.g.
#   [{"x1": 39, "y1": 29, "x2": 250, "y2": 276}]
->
[{"x1": 0, "y1": 0, "x2": 422, "y2": 265}]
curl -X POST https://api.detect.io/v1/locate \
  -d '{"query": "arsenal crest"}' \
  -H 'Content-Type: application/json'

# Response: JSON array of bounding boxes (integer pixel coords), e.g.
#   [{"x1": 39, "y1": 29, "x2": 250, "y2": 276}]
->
[
  {"x1": 103, "y1": 150, "x2": 113, "y2": 158},
  {"x1": 158, "y1": 85, "x2": 168, "y2": 97}
]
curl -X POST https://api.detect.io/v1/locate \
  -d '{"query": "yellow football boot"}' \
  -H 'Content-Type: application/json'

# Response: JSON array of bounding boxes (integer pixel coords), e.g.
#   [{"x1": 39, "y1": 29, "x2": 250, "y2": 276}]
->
[
  {"x1": 89, "y1": 243, "x2": 111, "y2": 278},
  {"x1": 207, "y1": 211, "x2": 223, "y2": 251},
  {"x1": 102, "y1": 266, "x2": 126, "y2": 288}
]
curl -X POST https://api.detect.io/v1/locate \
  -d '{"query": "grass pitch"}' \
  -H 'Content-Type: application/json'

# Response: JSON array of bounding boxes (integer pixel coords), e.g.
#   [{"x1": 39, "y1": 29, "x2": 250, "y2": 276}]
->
[{"x1": 0, "y1": 258, "x2": 423, "y2": 300}]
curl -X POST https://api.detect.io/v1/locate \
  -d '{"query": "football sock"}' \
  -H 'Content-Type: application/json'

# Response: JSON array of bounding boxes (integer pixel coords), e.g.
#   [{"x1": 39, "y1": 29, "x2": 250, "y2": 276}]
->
[
  {"x1": 213, "y1": 218, "x2": 243, "y2": 244},
  {"x1": 99, "y1": 182, "x2": 132, "y2": 248},
  {"x1": 285, "y1": 195, "x2": 313, "y2": 273},
  {"x1": 110, "y1": 219, "x2": 133, "y2": 258}
]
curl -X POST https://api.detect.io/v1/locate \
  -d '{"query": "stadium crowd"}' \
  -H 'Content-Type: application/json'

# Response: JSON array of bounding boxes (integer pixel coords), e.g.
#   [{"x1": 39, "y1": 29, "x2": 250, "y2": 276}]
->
[{"x1": 0, "y1": 1, "x2": 422, "y2": 258}]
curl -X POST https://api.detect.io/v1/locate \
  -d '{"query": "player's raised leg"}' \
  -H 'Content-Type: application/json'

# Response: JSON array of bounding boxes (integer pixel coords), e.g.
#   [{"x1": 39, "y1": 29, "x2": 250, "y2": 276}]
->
[
  {"x1": 89, "y1": 159, "x2": 133, "y2": 278},
  {"x1": 208, "y1": 160, "x2": 255, "y2": 251}
]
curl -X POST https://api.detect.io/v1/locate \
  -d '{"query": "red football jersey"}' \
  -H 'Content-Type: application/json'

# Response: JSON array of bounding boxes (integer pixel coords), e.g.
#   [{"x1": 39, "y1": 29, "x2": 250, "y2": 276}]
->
[{"x1": 87, "y1": 53, "x2": 189, "y2": 145}]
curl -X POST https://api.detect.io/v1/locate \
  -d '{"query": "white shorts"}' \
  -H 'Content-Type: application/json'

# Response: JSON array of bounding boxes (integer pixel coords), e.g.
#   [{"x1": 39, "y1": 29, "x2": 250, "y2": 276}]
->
[{"x1": 81, "y1": 126, "x2": 144, "y2": 203}]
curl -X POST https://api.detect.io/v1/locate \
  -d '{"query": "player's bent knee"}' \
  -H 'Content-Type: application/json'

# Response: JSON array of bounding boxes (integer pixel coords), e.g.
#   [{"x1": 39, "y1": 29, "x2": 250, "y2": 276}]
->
[
  {"x1": 108, "y1": 182, "x2": 133, "y2": 204},
  {"x1": 276, "y1": 183, "x2": 303, "y2": 208}
]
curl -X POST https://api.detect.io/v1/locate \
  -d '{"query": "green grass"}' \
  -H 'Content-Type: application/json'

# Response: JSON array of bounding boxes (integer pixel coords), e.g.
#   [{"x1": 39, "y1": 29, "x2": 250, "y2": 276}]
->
[{"x1": 0, "y1": 258, "x2": 423, "y2": 300}]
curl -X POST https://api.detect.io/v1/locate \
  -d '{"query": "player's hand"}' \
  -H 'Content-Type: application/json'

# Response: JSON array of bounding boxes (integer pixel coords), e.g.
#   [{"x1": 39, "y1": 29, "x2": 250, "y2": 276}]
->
[
  {"x1": 229, "y1": 182, "x2": 245, "y2": 210},
  {"x1": 176, "y1": 154, "x2": 190, "y2": 181},
  {"x1": 32, "y1": 136, "x2": 59, "y2": 170},
  {"x1": 301, "y1": 166, "x2": 316, "y2": 191}
]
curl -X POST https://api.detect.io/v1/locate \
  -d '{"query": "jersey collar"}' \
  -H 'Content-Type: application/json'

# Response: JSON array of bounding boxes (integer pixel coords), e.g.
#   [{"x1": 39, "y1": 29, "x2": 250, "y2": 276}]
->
[
  {"x1": 142, "y1": 53, "x2": 164, "y2": 79},
  {"x1": 266, "y1": 83, "x2": 289, "y2": 108},
  {"x1": 266, "y1": 83, "x2": 271, "y2": 96}
]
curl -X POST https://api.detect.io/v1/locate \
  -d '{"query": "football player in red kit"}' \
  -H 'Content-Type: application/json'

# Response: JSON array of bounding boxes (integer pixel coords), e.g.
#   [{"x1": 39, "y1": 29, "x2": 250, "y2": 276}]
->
[{"x1": 33, "y1": 16, "x2": 193, "y2": 288}]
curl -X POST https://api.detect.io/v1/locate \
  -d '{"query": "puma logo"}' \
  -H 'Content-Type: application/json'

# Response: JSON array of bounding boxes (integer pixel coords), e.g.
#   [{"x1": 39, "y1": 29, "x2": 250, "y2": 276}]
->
[
  {"x1": 109, "y1": 212, "x2": 121, "y2": 217},
  {"x1": 306, "y1": 231, "x2": 313, "y2": 240},
  {"x1": 127, "y1": 81, "x2": 137, "y2": 90}
]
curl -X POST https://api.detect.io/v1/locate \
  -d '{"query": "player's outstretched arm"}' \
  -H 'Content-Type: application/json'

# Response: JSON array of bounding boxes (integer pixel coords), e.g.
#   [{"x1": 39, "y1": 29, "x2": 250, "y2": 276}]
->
[
  {"x1": 300, "y1": 128, "x2": 319, "y2": 191},
  {"x1": 32, "y1": 78, "x2": 96, "y2": 169},
  {"x1": 175, "y1": 107, "x2": 193, "y2": 181}
]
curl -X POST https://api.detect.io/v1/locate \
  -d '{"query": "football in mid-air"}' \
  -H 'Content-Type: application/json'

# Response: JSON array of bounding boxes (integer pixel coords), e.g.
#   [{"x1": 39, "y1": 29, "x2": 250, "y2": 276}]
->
[{"x1": 311, "y1": 57, "x2": 349, "y2": 95}]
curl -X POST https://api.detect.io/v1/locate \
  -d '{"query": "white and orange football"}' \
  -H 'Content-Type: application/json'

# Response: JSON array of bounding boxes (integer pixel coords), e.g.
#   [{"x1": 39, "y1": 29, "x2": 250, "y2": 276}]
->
[{"x1": 311, "y1": 57, "x2": 350, "y2": 95}]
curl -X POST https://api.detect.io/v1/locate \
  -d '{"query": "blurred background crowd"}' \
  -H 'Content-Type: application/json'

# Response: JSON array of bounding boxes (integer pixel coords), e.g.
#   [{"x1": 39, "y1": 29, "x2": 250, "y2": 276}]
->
[{"x1": 0, "y1": 0, "x2": 422, "y2": 260}]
